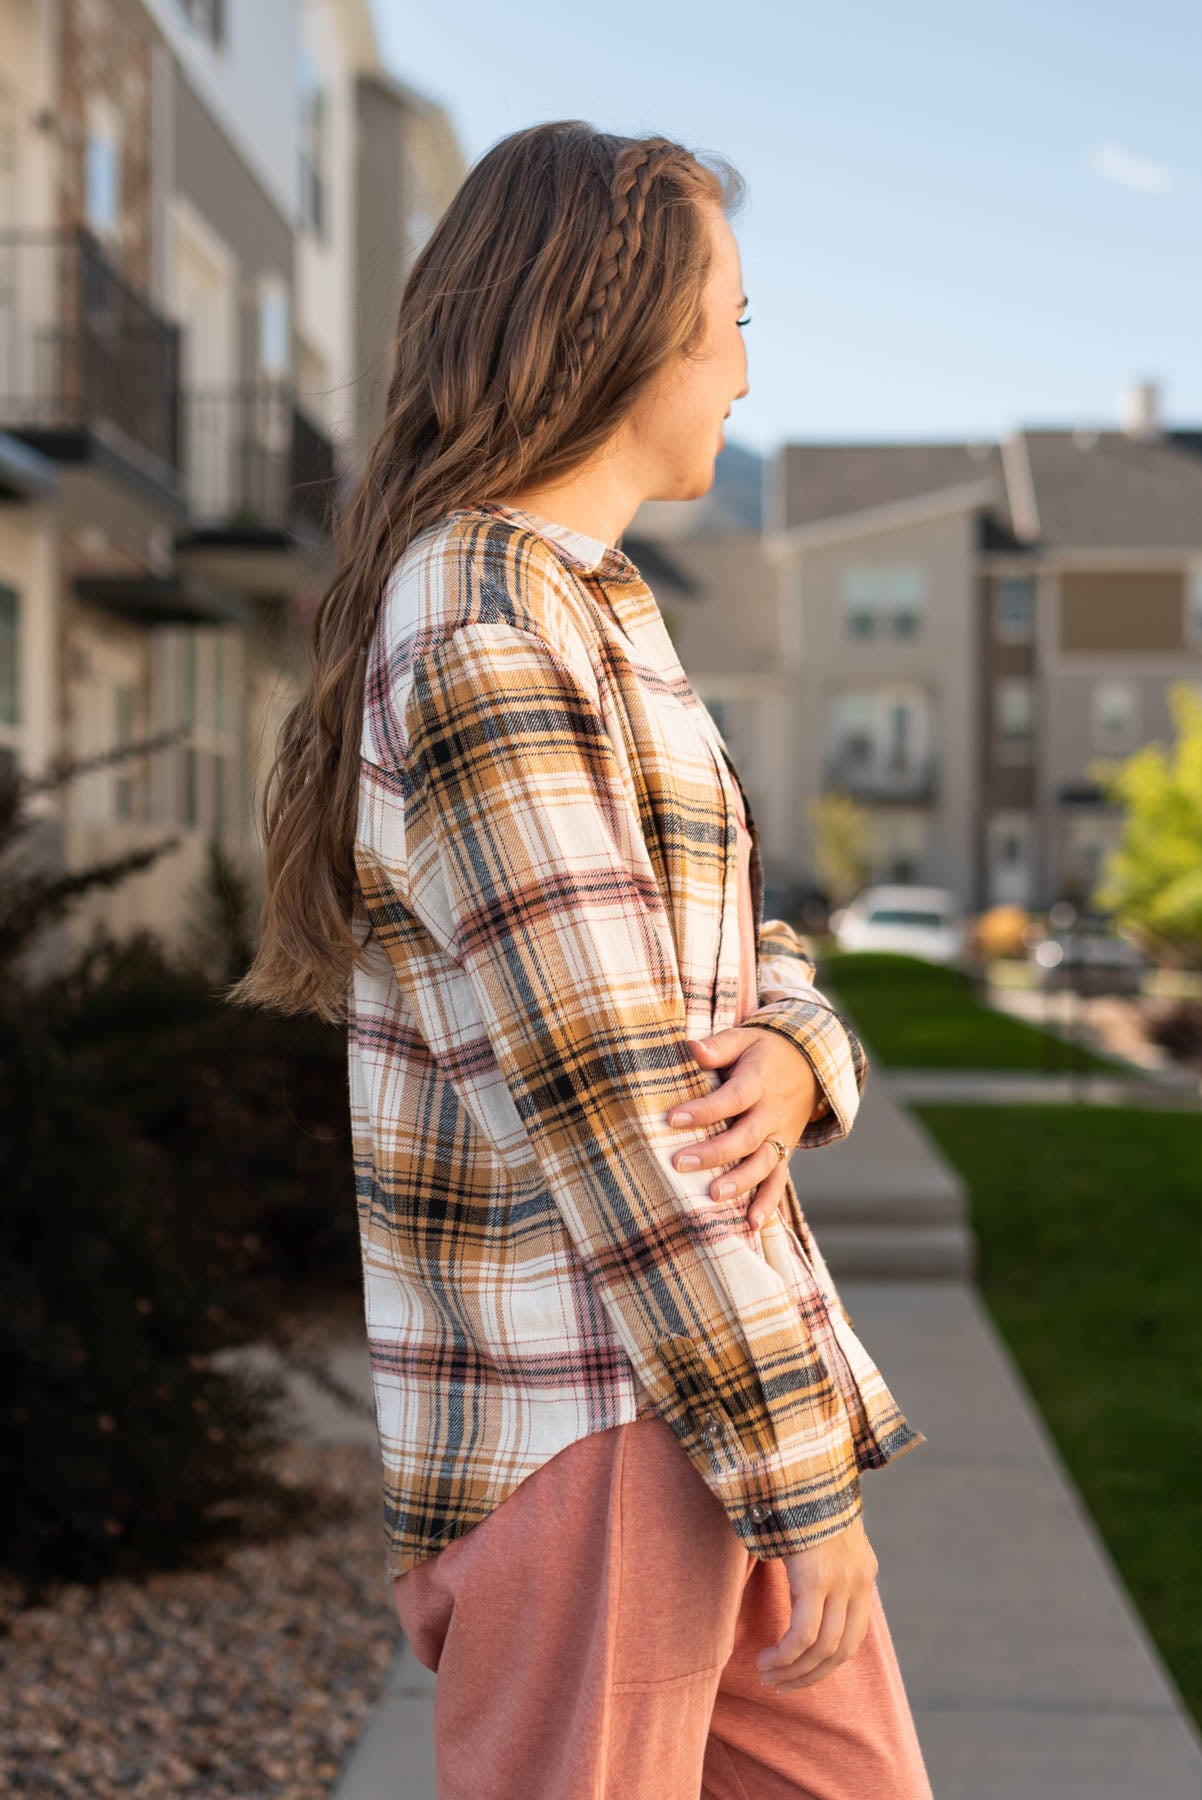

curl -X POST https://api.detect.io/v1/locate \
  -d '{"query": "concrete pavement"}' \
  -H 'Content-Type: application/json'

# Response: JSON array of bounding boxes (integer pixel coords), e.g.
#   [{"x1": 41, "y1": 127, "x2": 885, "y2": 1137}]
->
[
  {"x1": 883, "y1": 1069, "x2": 1202, "y2": 1108},
  {"x1": 850, "y1": 1276, "x2": 1202, "y2": 1799},
  {"x1": 789, "y1": 1063, "x2": 975, "y2": 1281}
]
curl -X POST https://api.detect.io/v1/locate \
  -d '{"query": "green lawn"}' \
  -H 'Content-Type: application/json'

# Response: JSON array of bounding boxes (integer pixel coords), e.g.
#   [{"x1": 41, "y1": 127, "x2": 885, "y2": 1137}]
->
[
  {"x1": 818, "y1": 949, "x2": 1126, "y2": 1074},
  {"x1": 912, "y1": 1103, "x2": 1202, "y2": 1728}
]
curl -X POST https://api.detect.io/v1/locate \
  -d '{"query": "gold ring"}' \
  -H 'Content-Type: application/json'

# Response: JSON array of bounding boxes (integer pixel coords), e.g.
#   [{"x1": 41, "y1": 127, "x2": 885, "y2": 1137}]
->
[{"x1": 768, "y1": 1136, "x2": 789, "y2": 1163}]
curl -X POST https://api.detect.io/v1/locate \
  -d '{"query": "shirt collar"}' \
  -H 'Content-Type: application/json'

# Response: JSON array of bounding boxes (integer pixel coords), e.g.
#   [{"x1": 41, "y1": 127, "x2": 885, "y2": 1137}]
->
[{"x1": 467, "y1": 501, "x2": 644, "y2": 584}]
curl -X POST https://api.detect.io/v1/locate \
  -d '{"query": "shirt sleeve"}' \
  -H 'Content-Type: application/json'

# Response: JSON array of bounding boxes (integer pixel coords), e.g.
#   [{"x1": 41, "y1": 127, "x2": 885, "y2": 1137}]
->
[
  {"x1": 380, "y1": 617, "x2": 864, "y2": 1557},
  {"x1": 739, "y1": 919, "x2": 870, "y2": 1148}
]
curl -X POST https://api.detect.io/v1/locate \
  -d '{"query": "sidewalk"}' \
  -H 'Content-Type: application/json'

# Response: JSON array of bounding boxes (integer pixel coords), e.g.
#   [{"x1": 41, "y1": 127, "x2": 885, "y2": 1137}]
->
[
  {"x1": 299, "y1": 1068, "x2": 1202, "y2": 1799},
  {"x1": 884, "y1": 1068, "x2": 1202, "y2": 1108}
]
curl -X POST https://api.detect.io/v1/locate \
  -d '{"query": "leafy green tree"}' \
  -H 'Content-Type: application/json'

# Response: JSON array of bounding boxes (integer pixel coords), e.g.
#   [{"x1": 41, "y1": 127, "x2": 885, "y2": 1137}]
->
[
  {"x1": 1089, "y1": 682, "x2": 1202, "y2": 969},
  {"x1": 807, "y1": 789, "x2": 874, "y2": 907}
]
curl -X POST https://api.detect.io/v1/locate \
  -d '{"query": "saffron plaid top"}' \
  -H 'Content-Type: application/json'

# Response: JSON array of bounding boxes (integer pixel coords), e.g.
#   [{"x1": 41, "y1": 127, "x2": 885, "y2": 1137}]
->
[{"x1": 350, "y1": 502, "x2": 926, "y2": 1583}]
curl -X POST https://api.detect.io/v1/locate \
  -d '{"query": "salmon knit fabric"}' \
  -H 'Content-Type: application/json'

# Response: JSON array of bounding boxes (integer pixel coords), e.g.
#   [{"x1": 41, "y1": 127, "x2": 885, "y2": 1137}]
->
[{"x1": 394, "y1": 1414, "x2": 934, "y2": 1800}]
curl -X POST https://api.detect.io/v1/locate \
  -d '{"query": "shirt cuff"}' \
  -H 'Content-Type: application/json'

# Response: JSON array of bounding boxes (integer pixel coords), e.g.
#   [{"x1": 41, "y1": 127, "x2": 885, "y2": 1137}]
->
[{"x1": 740, "y1": 998, "x2": 866, "y2": 1147}]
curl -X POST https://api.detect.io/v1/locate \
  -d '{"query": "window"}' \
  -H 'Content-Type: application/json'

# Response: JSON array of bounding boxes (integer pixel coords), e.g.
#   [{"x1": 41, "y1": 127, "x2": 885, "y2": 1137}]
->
[
  {"x1": 994, "y1": 576, "x2": 1035, "y2": 643},
  {"x1": 1091, "y1": 679, "x2": 1138, "y2": 752},
  {"x1": 842, "y1": 566, "x2": 926, "y2": 641},
  {"x1": 258, "y1": 276, "x2": 290, "y2": 377},
  {"x1": 843, "y1": 569, "x2": 877, "y2": 640},
  {"x1": 884, "y1": 702, "x2": 912, "y2": 770},
  {"x1": 299, "y1": 48, "x2": 329, "y2": 240},
  {"x1": 0, "y1": 584, "x2": 18, "y2": 726},
  {"x1": 152, "y1": 624, "x2": 237, "y2": 834},
  {"x1": 115, "y1": 682, "x2": 135, "y2": 820},
  {"x1": 85, "y1": 98, "x2": 121, "y2": 237},
  {"x1": 829, "y1": 688, "x2": 930, "y2": 781},
  {"x1": 994, "y1": 677, "x2": 1034, "y2": 755},
  {"x1": 829, "y1": 691, "x2": 875, "y2": 765},
  {"x1": 256, "y1": 276, "x2": 291, "y2": 452},
  {"x1": 175, "y1": 0, "x2": 224, "y2": 46},
  {"x1": 1186, "y1": 567, "x2": 1202, "y2": 648},
  {"x1": 889, "y1": 569, "x2": 925, "y2": 639}
]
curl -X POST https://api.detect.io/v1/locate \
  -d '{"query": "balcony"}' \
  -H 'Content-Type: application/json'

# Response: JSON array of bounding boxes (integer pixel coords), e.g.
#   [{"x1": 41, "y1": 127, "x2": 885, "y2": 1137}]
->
[
  {"x1": 0, "y1": 226, "x2": 183, "y2": 511},
  {"x1": 175, "y1": 381, "x2": 339, "y2": 596},
  {"x1": 824, "y1": 745, "x2": 938, "y2": 803}
]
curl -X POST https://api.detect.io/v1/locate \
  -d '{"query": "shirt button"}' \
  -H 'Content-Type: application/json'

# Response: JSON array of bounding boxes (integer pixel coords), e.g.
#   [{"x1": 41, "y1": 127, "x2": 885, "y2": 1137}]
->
[
  {"x1": 748, "y1": 1502, "x2": 770, "y2": 1524},
  {"x1": 703, "y1": 1410, "x2": 720, "y2": 1431}
]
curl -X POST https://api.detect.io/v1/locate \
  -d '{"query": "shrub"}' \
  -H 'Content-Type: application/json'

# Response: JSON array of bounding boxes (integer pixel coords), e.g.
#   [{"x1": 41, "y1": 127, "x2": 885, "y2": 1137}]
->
[{"x1": 0, "y1": 745, "x2": 349, "y2": 1597}]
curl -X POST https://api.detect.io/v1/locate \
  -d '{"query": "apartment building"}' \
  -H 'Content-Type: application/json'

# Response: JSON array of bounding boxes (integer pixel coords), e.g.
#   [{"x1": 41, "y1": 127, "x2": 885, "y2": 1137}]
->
[
  {"x1": 634, "y1": 385, "x2": 1202, "y2": 917},
  {"x1": 0, "y1": 0, "x2": 461, "y2": 958},
  {"x1": 767, "y1": 438, "x2": 1000, "y2": 908}
]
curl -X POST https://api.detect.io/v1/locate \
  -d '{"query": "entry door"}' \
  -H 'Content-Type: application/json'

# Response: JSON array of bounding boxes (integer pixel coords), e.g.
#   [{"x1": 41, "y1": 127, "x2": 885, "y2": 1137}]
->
[{"x1": 988, "y1": 814, "x2": 1033, "y2": 906}]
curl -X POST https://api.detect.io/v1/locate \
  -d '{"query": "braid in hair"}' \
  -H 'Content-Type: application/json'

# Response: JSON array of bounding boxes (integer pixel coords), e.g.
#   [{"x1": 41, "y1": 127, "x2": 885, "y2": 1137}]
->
[{"x1": 539, "y1": 139, "x2": 682, "y2": 433}]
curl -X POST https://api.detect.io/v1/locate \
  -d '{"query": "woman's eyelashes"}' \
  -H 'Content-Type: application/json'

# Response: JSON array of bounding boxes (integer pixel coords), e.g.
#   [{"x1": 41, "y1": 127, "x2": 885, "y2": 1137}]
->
[{"x1": 736, "y1": 314, "x2": 751, "y2": 328}]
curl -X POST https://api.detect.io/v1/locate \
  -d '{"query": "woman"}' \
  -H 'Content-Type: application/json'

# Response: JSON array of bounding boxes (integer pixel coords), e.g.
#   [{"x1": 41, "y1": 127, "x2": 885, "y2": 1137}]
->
[{"x1": 233, "y1": 121, "x2": 932, "y2": 1799}]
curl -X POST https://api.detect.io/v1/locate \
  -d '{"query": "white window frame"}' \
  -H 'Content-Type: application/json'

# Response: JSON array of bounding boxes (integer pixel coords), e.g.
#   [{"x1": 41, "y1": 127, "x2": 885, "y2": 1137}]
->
[
  {"x1": 828, "y1": 684, "x2": 932, "y2": 780},
  {"x1": 1186, "y1": 564, "x2": 1202, "y2": 649},
  {"x1": 1090, "y1": 678, "x2": 1140, "y2": 754},
  {"x1": 84, "y1": 95, "x2": 121, "y2": 240},
  {"x1": 257, "y1": 273, "x2": 291, "y2": 379},
  {"x1": 843, "y1": 567, "x2": 878, "y2": 640},
  {"x1": 298, "y1": 46, "x2": 329, "y2": 243},
  {"x1": 151, "y1": 623, "x2": 239, "y2": 834},
  {"x1": 841, "y1": 565, "x2": 927, "y2": 642},
  {"x1": 993, "y1": 676, "x2": 1035, "y2": 761},
  {"x1": 994, "y1": 575, "x2": 1035, "y2": 644}
]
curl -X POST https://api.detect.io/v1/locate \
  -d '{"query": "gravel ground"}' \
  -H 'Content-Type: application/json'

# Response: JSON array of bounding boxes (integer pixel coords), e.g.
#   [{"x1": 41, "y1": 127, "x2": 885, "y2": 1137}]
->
[{"x1": 0, "y1": 1439, "x2": 400, "y2": 1799}]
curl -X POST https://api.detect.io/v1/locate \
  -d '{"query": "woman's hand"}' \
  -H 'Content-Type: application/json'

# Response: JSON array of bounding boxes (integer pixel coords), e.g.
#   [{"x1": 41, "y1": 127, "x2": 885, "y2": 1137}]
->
[{"x1": 666, "y1": 1027, "x2": 825, "y2": 1231}]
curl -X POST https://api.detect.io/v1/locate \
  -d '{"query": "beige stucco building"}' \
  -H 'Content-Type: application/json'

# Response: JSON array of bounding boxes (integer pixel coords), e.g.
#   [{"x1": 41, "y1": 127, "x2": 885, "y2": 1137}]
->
[
  {"x1": 634, "y1": 387, "x2": 1202, "y2": 916},
  {"x1": 0, "y1": 0, "x2": 462, "y2": 966}
]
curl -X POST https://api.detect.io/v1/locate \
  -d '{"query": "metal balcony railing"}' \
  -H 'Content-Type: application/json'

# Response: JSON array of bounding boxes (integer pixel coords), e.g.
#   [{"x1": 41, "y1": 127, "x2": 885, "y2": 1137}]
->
[
  {"x1": 824, "y1": 746, "x2": 938, "y2": 802},
  {"x1": 180, "y1": 380, "x2": 338, "y2": 538},
  {"x1": 0, "y1": 226, "x2": 181, "y2": 472}
]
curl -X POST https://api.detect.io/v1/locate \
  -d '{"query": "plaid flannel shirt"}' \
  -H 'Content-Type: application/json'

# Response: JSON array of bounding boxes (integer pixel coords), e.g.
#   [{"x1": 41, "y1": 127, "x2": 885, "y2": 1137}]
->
[{"x1": 351, "y1": 502, "x2": 925, "y2": 1583}]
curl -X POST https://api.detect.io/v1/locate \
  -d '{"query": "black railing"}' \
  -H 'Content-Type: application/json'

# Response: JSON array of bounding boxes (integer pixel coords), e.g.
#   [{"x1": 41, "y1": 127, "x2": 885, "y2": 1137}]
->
[
  {"x1": 0, "y1": 226, "x2": 181, "y2": 471},
  {"x1": 824, "y1": 747, "x2": 938, "y2": 802},
  {"x1": 181, "y1": 381, "x2": 338, "y2": 537}
]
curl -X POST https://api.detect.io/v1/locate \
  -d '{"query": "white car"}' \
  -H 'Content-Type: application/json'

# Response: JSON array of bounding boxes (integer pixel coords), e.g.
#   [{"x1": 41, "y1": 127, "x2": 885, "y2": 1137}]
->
[{"x1": 830, "y1": 885, "x2": 968, "y2": 965}]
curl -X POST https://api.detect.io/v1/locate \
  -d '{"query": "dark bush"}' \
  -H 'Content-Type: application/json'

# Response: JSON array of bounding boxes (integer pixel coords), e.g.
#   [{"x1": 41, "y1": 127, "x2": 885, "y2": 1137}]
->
[
  {"x1": 1148, "y1": 999, "x2": 1202, "y2": 1071},
  {"x1": 0, "y1": 750, "x2": 357, "y2": 1598}
]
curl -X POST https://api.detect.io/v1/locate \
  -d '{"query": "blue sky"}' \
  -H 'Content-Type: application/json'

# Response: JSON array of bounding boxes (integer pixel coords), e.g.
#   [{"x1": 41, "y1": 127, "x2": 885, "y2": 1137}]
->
[{"x1": 370, "y1": 0, "x2": 1200, "y2": 455}]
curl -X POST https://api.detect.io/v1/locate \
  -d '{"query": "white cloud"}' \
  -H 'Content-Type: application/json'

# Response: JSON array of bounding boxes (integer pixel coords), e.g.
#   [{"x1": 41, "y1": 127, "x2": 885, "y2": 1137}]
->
[{"x1": 1091, "y1": 142, "x2": 1174, "y2": 195}]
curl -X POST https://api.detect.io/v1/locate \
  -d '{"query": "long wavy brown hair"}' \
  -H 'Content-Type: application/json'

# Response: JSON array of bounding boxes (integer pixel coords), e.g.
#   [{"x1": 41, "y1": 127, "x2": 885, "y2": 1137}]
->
[{"x1": 228, "y1": 120, "x2": 743, "y2": 1023}]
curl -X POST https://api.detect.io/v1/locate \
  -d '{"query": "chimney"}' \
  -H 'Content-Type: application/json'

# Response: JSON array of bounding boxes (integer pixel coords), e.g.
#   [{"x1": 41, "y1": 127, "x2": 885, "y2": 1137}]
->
[{"x1": 1120, "y1": 379, "x2": 1162, "y2": 439}]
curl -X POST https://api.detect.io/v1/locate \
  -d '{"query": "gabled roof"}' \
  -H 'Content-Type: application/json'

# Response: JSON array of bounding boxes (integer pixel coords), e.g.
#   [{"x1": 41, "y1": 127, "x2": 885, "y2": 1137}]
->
[
  {"x1": 773, "y1": 441, "x2": 1012, "y2": 536},
  {"x1": 1019, "y1": 429, "x2": 1202, "y2": 550},
  {"x1": 771, "y1": 426, "x2": 1202, "y2": 554}
]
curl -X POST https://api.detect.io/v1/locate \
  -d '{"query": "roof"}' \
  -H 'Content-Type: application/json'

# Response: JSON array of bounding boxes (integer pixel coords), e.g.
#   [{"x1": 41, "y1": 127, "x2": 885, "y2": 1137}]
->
[
  {"x1": 773, "y1": 441, "x2": 1011, "y2": 536},
  {"x1": 771, "y1": 427, "x2": 1202, "y2": 554},
  {"x1": 1019, "y1": 429, "x2": 1202, "y2": 550}
]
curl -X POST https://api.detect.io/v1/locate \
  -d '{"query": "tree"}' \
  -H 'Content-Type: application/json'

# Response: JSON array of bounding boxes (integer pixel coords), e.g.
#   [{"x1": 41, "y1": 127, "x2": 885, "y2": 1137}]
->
[
  {"x1": 806, "y1": 789, "x2": 874, "y2": 908},
  {"x1": 1089, "y1": 681, "x2": 1202, "y2": 969}
]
